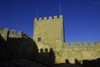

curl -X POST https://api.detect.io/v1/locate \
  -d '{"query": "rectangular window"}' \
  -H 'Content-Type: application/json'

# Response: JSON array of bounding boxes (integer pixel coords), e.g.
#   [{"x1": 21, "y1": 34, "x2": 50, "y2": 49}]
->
[{"x1": 38, "y1": 37, "x2": 41, "y2": 41}]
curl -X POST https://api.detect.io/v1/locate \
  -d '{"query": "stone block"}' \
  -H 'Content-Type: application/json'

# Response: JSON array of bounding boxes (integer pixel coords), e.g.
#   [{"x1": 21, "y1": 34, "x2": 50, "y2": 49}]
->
[
  {"x1": 44, "y1": 17, "x2": 47, "y2": 20},
  {"x1": 34, "y1": 18, "x2": 38, "y2": 21},
  {"x1": 70, "y1": 42, "x2": 74, "y2": 46},
  {"x1": 39, "y1": 17, "x2": 42, "y2": 20},
  {"x1": 95, "y1": 42, "x2": 100, "y2": 46},
  {"x1": 49, "y1": 16, "x2": 52, "y2": 20},
  {"x1": 4, "y1": 28, "x2": 9, "y2": 31},
  {"x1": 54, "y1": 16, "x2": 57, "y2": 19},
  {"x1": 59, "y1": 15, "x2": 63, "y2": 19},
  {"x1": 83, "y1": 42, "x2": 87, "y2": 47},
  {"x1": 89, "y1": 42, "x2": 94, "y2": 46},
  {"x1": 18, "y1": 31, "x2": 23, "y2": 36}
]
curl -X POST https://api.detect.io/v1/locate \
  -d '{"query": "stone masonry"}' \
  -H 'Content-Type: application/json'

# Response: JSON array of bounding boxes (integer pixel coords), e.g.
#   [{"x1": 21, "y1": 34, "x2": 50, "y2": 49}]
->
[
  {"x1": 0, "y1": 15, "x2": 100, "y2": 64},
  {"x1": 33, "y1": 15, "x2": 100, "y2": 64}
]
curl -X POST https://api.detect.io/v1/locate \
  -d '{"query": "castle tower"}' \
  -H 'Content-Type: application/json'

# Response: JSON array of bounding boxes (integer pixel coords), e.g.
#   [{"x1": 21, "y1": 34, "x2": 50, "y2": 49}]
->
[{"x1": 33, "y1": 15, "x2": 64, "y2": 49}]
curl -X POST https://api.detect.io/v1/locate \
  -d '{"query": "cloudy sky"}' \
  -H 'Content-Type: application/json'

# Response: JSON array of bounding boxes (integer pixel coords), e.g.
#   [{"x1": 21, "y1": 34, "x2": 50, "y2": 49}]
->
[{"x1": 0, "y1": 0, "x2": 100, "y2": 46}]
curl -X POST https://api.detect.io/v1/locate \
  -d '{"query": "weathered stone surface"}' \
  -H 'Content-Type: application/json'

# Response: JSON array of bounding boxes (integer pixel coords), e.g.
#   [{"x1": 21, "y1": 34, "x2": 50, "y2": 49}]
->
[
  {"x1": 0, "y1": 15, "x2": 100, "y2": 64},
  {"x1": 33, "y1": 15, "x2": 100, "y2": 64}
]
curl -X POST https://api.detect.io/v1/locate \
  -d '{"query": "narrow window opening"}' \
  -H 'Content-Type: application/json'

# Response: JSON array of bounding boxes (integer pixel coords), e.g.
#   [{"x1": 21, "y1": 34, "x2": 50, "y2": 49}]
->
[
  {"x1": 41, "y1": 49, "x2": 43, "y2": 53},
  {"x1": 12, "y1": 31, "x2": 14, "y2": 33},
  {"x1": 38, "y1": 37, "x2": 41, "y2": 41},
  {"x1": 45, "y1": 49, "x2": 48, "y2": 52}
]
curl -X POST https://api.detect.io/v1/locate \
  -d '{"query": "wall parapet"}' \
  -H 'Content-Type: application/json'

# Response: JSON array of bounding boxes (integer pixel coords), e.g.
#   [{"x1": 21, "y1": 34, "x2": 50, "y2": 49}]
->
[
  {"x1": 34, "y1": 15, "x2": 63, "y2": 21},
  {"x1": 38, "y1": 48, "x2": 50, "y2": 53},
  {"x1": 0, "y1": 27, "x2": 31, "y2": 41},
  {"x1": 64, "y1": 42, "x2": 100, "y2": 47},
  {"x1": 0, "y1": 27, "x2": 9, "y2": 41}
]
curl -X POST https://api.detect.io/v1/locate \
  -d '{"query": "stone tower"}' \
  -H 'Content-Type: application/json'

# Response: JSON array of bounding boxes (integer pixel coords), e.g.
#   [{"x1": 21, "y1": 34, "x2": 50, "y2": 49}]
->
[{"x1": 33, "y1": 15, "x2": 64, "y2": 49}]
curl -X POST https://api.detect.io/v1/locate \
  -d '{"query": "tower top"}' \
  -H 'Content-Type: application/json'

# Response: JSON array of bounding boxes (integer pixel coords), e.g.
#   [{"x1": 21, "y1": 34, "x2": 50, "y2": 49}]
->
[{"x1": 34, "y1": 15, "x2": 63, "y2": 21}]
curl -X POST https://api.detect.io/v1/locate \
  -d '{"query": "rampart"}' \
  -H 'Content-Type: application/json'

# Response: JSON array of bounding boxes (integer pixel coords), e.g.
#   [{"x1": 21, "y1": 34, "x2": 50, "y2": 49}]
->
[
  {"x1": 33, "y1": 15, "x2": 100, "y2": 64},
  {"x1": 54, "y1": 42, "x2": 100, "y2": 64},
  {"x1": 0, "y1": 27, "x2": 31, "y2": 41},
  {"x1": 1, "y1": 15, "x2": 100, "y2": 65},
  {"x1": 64, "y1": 42, "x2": 100, "y2": 47}
]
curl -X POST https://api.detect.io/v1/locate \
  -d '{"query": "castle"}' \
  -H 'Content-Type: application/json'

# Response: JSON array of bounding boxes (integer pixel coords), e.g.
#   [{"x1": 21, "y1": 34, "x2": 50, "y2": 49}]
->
[
  {"x1": 0, "y1": 15, "x2": 100, "y2": 64},
  {"x1": 33, "y1": 15, "x2": 100, "y2": 64}
]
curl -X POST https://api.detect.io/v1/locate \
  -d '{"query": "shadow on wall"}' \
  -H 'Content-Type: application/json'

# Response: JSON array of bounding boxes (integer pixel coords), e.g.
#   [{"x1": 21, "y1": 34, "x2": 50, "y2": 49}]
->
[
  {"x1": 82, "y1": 58, "x2": 100, "y2": 67},
  {"x1": 0, "y1": 34, "x2": 5, "y2": 45},
  {"x1": 0, "y1": 37, "x2": 38, "y2": 60},
  {"x1": 38, "y1": 48, "x2": 55, "y2": 64},
  {"x1": 65, "y1": 59, "x2": 70, "y2": 64},
  {"x1": 65, "y1": 58, "x2": 100, "y2": 67},
  {"x1": 0, "y1": 34, "x2": 7, "y2": 59},
  {"x1": 0, "y1": 35, "x2": 55, "y2": 65},
  {"x1": 65, "y1": 59, "x2": 80, "y2": 64}
]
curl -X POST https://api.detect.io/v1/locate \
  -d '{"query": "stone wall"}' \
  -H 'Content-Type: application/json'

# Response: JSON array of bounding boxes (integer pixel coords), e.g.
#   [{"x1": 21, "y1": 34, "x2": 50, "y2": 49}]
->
[
  {"x1": 55, "y1": 42, "x2": 100, "y2": 64},
  {"x1": 33, "y1": 15, "x2": 100, "y2": 64},
  {"x1": 0, "y1": 27, "x2": 38, "y2": 60},
  {"x1": 0, "y1": 27, "x2": 31, "y2": 41},
  {"x1": 0, "y1": 27, "x2": 55, "y2": 64}
]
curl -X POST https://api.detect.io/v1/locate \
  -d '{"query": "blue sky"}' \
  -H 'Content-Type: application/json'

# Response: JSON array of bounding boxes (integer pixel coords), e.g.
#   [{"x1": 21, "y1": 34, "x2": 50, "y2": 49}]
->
[{"x1": 0, "y1": 0, "x2": 100, "y2": 46}]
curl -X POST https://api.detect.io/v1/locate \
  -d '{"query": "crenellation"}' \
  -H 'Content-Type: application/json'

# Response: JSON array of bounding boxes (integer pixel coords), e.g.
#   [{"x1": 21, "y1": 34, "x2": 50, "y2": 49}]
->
[
  {"x1": 38, "y1": 48, "x2": 50, "y2": 53},
  {"x1": 49, "y1": 16, "x2": 52, "y2": 20},
  {"x1": 59, "y1": 15, "x2": 63, "y2": 19},
  {"x1": 83, "y1": 42, "x2": 87, "y2": 46},
  {"x1": 0, "y1": 27, "x2": 31, "y2": 39},
  {"x1": 54, "y1": 16, "x2": 57, "y2": 19},
  {"x1": 70, "y1": 42, "x2": 74, "y2": 46},
  {"x1": 4, "y1": 28, "x2": 9, "y2": 31},
  {"x1": 11, "y1": 30, "x2": 16, "y2": 34},
  {"x1": 34, "y1": 15, "x2": 62, "y2": 21},
  {"x1": 64, "y1": 42, "x2": 68, "y2": 47},
  {"x1": 43, "y1": 48, "x2": 45, "y2": 52},
  {"x1": 89, "y1": 42, "x2": 94, "y2": 46},
  {"x1": 0, "y1": 28, "x2": 9, "y2": 41},
  {"x1": 63, "y1": 42, "x2": 100, "y2": 47},
  {"x1": 18, "y1": 31, "x2": 23, "y2": 36},
  {"x1": 44, "y1": 17, "x2": 47, "y2": 20},
  {"x1": 95, "y1": 42, "x2": 100, "y2": 46},
  {"x1": 23, "y1": 33, "x2": 26, "y2": 36},
  {"x1": 34, "y1": 18, "x2": 38, "y2": 21},
  {"x1": 39, "y1": 17, "x2": 42, "y2": 20},
  {"x1": 0, "y1": 15, "x2": 100, "y2": 64},
  {"x1": 77, "y1": 42, "x2": 81, "y2": 46},
  {"x1": 34, "y1": 15, "x2": 100, "y2": 64}
]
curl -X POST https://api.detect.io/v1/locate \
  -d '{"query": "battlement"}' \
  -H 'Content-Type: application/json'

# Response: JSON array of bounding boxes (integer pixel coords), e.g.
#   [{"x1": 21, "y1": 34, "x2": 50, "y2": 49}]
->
[
  {"x1": 0, "y1": 27, "x2": 9, "y2": 31},
  {"x1": 38, "y1": 48, "x2": 50, "y2": 53},
  {"x1": 34, "y1": 15, "x2": 63, "y2": 21},
  {"x1": 64, "y1": 42, "x2": 100, "y2": 47},
  {"x1": 38, "y1": 48, "x2": 54, "y2": 53},
  {"x1": 0, "y1": 27, "x2": 9, "y2": 41},
  {"x1": 0, "y1": 27, "x2": 31, "y2": 41}
]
